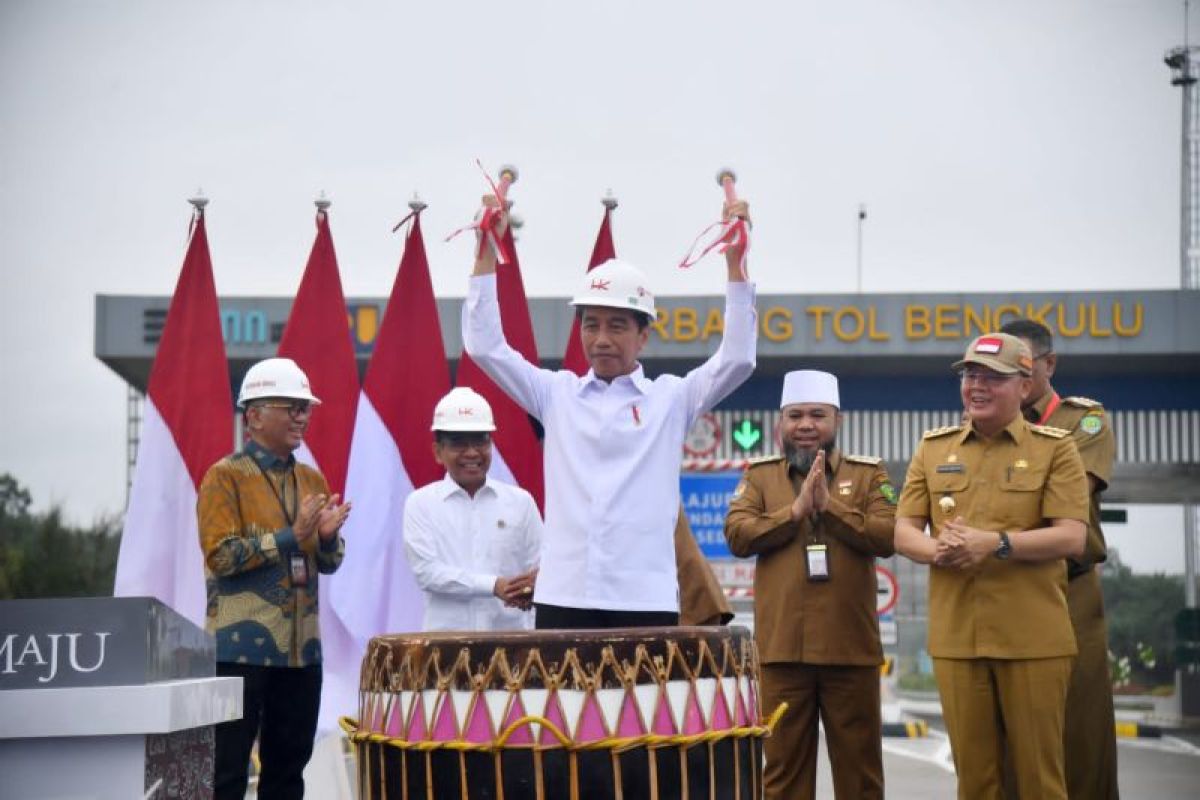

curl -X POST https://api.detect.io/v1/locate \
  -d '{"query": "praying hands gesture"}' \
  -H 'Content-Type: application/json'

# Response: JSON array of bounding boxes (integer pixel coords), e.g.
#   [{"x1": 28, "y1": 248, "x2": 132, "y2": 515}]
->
[{"x1": 789, "y1": 450, "x2": 829, "y2": 522}]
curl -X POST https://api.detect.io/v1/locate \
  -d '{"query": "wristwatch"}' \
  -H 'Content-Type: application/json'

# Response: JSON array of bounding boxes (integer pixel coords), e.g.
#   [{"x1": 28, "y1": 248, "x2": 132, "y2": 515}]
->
[{"x1": 994, "y1": 530, "x2": 1012, "y2": 560}]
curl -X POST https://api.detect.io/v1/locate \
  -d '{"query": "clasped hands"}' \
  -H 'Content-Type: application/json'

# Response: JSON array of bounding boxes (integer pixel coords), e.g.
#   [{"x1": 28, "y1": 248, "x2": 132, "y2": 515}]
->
[
  {"x1": 789, "y1": 450, "x2": 829, "y2": 522},
  {"x1": 293, "y1": 494, "x2": 352, "y2": 545},
  {"x1": 934, "y1": 517, "x2": 1001, "y2": 570},
  {"x1": 494, "y1": 568, "x2": 539, "y2": 611}
]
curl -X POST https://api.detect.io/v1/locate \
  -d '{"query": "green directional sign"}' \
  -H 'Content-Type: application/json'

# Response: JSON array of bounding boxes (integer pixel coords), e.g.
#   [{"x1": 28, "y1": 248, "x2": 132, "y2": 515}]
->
[{"x1": 731, "y1": 419, "x2": 763, "y2": 451}]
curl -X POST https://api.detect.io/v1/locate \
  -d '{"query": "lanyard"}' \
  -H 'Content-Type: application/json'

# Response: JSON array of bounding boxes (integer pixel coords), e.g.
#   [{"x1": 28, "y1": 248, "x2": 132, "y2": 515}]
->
[
  {"x1": 1037, "y1": 392, "x2": 1062, "y2": 426},
  {"x1": 253, "y1": 458, "x2": 297, "y2": 527}
]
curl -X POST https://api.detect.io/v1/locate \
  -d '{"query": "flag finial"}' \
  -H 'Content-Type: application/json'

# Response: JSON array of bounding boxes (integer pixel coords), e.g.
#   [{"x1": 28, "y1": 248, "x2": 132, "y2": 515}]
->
[
  {"x1": 409, "y1": 192, "x2": 427, "y2": 213},
  {"x1": 188, "y1": 189, "x2": 209, "y2": 212},
  {"x1": 509, "y1": 212, "x2": 524, "y2": 231},
  {"x1": 602, "y1": 189, "x2": 619, "y2": 210},
  {"x1": 315, "y1": 191, "x2": 332, "y2": 213}
]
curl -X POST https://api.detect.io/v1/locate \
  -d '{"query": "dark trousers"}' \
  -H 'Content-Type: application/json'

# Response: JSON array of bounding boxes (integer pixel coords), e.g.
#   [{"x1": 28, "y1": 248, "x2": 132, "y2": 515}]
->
[
  {"x1": 534, "y1": 602, "x2": 679, "y2": 630},
  {"x1": 214, "y1": 662, "x2": 322, "y2": 800}
]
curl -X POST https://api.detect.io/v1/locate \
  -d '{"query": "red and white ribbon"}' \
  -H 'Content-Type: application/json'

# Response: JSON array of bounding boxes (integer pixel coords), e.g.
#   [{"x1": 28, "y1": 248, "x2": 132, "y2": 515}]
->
[
  {"x1": 678, "y1": 217, "x2": 750, "y2": 279},
  {"x1": 678, "y1": 171, "x2": 750, "y2": 279},
  {"x1": 445, "y1": 159, "x2": 514, "y2": 265}
]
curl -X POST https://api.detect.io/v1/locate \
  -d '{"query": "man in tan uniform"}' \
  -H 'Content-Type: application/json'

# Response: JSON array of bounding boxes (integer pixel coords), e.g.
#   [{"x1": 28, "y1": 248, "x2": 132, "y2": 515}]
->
[
  {"x1": 895, "y1": 333, "x2": 1090, "y2": 800},
  {"x1": 676, "y1": 506, "x2": 734, "y2": 625},
  {"x1": 1001, "y1": 317, "x2": 1119, "y2": 799},
  {"x1": 725, "y1": 370, "x2": 895, "y2": 800}
]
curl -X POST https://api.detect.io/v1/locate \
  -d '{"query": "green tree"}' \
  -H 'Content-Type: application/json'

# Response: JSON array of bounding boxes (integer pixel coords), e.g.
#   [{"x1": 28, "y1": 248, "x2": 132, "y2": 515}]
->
[
  {"x1": 1101, "y1": 552, "x2": 1185, "y2": 690},
  {"x1": 0, "y1": 473, "x2": 121, "y2": 600}
]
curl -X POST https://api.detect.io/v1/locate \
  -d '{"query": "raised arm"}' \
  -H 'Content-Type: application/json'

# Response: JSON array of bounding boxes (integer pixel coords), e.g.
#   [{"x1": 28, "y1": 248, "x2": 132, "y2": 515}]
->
[
  {"x1": 461, "y1": 195, "x2": 553, "y2": 418},
  {"x1": 682, "y1": 200, "x2": 757, "y2": 423}
]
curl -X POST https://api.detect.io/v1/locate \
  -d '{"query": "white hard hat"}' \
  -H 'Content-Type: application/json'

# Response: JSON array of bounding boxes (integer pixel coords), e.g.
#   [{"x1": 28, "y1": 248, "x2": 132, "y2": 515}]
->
[
  {"x1": 431, "y1": 387, "x2": 496, "y2": 432},
  {"x1": 237, "y1": 357, "x2": 322, "y2": 408},
  {"x1": 568, "y1": 258, "x2": 656, "y2": 317}
]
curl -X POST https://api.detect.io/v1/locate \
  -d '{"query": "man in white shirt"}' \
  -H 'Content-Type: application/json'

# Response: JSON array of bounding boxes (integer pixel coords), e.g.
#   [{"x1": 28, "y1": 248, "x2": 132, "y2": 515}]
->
[
  {"x1": 462, "y1": 195, "x2": 756, "y2": 629},
  {"x1": 403, "y1": 387, "x2": 543, "y2": 631}
]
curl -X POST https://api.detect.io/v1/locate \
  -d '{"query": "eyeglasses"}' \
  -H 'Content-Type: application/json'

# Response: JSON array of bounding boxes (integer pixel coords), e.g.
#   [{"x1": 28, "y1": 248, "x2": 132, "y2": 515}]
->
[
  {"x1": 439, "y1": 434, "x2": 492, "y2": 452},
  {"x1": 957, "y1": 369, "x2": 1018, "y2": 386},
  {"x1": 1032, "y1": 351, "x2": 1054, "y2": 362},
  {"x1": 256, "y1": 400, "x2": 313, "y2": 420}
]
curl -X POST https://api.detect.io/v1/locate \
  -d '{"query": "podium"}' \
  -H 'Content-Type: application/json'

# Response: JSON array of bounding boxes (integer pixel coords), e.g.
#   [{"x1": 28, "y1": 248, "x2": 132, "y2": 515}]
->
[{"x1": 0, "y1": 597, "x2": 242, "y2": 800}]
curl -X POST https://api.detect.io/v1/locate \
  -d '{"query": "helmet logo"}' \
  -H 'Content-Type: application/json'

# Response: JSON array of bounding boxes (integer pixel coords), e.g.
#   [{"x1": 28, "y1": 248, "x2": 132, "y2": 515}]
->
[
  {"x1": 590, "y1": 278, "x2": 611, "y2": 291},
  {"x1": 459, "y1": 408, "x2": 473, "y2": 415}
]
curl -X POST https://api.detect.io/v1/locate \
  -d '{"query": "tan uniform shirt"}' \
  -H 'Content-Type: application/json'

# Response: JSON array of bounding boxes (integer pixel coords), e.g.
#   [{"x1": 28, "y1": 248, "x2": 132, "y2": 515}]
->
[
  {"x1": 897, "y1": 416, "x2": 1090, "y2": 660},
  {"x1": 725, "y1": 450, "x2": 896, "y2": 666},
  {"x1": 675, "y1": 506, "x2": 734, "y2": 626},
  {"x1": 1027, "y1": 391, "x2": 1116, "y2": 571}
]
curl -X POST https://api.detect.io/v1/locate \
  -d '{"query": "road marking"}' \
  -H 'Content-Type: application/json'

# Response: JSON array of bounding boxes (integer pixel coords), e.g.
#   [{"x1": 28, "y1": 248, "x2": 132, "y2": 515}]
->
[{"x1": 882, "y1": 728, "x2": 956, "y2": 774}]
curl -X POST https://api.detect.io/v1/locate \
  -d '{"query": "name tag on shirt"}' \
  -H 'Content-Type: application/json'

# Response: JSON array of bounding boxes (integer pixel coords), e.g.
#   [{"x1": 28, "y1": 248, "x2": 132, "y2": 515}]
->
[
  {"x1": 936, "y1": 463, "x2": 965, "y2": 474},
  {"x1": 290, "y1": 552, "x2": 309, "y2": 588},
  {"x1": 806, "y1": 544, "x2": 830, "y2": 582}
]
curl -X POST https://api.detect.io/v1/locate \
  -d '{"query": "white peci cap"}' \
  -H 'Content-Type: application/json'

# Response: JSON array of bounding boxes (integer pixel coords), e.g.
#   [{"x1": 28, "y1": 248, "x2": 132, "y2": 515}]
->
[{"x1": 780, "y1": 370, "x2": 840, "y2": 409}]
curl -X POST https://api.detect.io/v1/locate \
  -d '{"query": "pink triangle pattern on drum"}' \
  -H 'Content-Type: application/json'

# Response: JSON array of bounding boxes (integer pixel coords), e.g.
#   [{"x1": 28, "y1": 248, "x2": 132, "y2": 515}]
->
[
  {"x1": 682, "y1": 689, "x2": 706, "y2": 735},
  {"x1": 461, "y1": 695, "x2": 494, "y2": 744},
  {"x1": 384, "y1": 697, "x2": 405, "y2": 737},
  {"x1": 651, "y1": 690, "x2": 677, "y2": 735},
  {"x1": 501, "y1": 694, "x2": 534, "y2": 745},
  {"x1": 575, "y1": 693, "x2": 608, "y2": 742},
  {"x1": 616, "y1": 691, "x2": 646, "y2": 737},
  {"x1": 407, "y1": 693, "x2": 427, "y2": 741},
  {"x1": 539, "y1": 691, "x2": 569, "y2": 746},
  {"x1": 431, "y1": 692, "x2": 459, "y2": 741},
  {"x1": 710, "y1": 685, "x2": 733, "y2": 731}
]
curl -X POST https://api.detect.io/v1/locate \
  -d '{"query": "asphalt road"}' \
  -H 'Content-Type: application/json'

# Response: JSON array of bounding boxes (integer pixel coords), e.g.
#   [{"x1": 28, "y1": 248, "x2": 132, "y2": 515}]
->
[{"x1": 813, "y1": 725, "x2": 1200, "y2": 798}]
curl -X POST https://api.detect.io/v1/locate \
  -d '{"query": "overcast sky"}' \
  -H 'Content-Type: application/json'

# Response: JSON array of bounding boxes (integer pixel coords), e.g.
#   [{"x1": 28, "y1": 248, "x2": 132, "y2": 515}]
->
[{"x1": 0, "y1": 1, "x2": 1190, "y2": 571}]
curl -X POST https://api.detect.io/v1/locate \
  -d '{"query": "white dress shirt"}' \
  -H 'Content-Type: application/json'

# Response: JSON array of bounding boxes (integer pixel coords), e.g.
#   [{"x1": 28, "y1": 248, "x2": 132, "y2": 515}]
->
[
  {"x1": 463, "y1": 274, "x2": 757, "y2": 612},
  {"x1": 403, "y1": 474, "x2": 543, "y2": 631}
]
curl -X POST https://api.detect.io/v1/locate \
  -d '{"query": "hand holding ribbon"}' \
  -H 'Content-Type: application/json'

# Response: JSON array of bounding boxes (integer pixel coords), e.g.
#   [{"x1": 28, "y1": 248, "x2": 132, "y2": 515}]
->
[
  {"x1": 445, "y1": 160, "x2": 517, "y2": 265},
  {"x1": 678, "y1": 167, "x2": 751, "y2": 279}
]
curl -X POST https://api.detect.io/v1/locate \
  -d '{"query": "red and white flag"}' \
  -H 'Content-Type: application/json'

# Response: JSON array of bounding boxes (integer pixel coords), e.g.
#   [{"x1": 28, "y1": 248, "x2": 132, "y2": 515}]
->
[
  {"x1": 332, "y1": 212, "x2": 450, "y2": 652},
  {"x1": 562, "y1": 203, "x2": 617, "y2": 376},
  {"x1": 115, "y1": 209, "x2": 232, "y2": 627},
  {"x1": 455, "y1": 227, "x2": 545, "y2": 508},
  {"x1": 276, "y1": 205, "x2": 362, "y2": 730}
]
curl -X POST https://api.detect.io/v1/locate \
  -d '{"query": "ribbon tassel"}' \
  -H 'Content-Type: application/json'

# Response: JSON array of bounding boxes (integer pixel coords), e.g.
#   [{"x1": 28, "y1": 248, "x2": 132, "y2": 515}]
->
[{"x1": 445, "y1": 159, "x2": 514, "y2": 265}]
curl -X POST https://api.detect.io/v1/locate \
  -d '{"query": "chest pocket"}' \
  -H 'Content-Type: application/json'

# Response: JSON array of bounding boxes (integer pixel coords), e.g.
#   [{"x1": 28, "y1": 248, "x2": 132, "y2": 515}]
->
[
  {"x1": 927, "y1": 472, "x2": 969, "y2": 525},
  {"x1": 488, "y1": 519, "x2": 527, "y2": 569},
  {"x1": 999, "y1": 466, "x2": 1048, "y2": 526}
]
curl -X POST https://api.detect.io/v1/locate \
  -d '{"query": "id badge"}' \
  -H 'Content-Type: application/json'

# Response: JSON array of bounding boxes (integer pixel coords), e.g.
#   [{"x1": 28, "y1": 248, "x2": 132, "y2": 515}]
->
[
  {"x1": 806, "y1": 544, "x2": 830, "y2": 583},
  {"x1": 289, "y1": 552, "x2": 309, "y2": 588}
]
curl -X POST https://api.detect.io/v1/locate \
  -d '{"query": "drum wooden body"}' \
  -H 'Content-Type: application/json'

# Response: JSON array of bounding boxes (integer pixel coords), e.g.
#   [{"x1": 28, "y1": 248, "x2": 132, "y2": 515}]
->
[{"x1": 349, "y1": 626, "x2": 769, "y2": 800}]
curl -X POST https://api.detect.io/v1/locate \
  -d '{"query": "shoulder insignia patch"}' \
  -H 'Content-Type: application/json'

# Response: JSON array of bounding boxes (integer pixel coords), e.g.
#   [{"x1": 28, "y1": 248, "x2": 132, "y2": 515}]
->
[
  {"x1": 1031, "y1": 424, "x2": 1071, "y2": 439},
  {"x1": 1063, "y1": 396, "x2": 1102, "y2": 409},
  {"x1": 923, "y1": 425, "x2": 962, "y2": 439},
  {"x1": 747, "y1": 454, "x2": 785, "y2": 467},
  {"x1": 1079, "y1": 414, "x2": 1104, "y2": 435},
  {"x1": 843, "y1": 454, "x2": 883, "y2": 465}
]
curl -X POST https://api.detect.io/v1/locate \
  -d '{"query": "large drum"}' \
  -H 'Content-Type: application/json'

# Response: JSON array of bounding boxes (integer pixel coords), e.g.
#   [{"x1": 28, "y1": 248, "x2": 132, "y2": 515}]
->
[{"x1": 346, "y1": 626, "x2": 775, "y2": 800}]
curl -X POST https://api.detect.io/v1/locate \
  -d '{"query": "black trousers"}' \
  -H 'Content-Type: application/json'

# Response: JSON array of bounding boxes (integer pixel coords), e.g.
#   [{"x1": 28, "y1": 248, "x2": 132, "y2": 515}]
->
[
  {"x1": 214, "y1": 662, "x2": 322, "y2": 800},
  {"x1": 534, "y1": 603, "x2": 679, "y2": 630}
]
